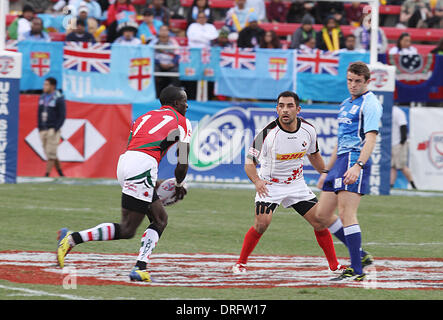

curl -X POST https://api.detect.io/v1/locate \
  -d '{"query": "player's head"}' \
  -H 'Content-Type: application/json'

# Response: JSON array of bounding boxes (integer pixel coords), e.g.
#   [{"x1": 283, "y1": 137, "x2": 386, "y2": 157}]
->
[
  {"x1": 43, "y1": 77, "x2": 57, "y2": 93},
  {"x1": 276, "y1": 91, "x2": 301, "y2": 127},
  {"x1": 159, "y1": 86, "x2": 188, "y2": 116},
  {"x1": 346, "y1": 62, "x2": 370, "y2": 99}
]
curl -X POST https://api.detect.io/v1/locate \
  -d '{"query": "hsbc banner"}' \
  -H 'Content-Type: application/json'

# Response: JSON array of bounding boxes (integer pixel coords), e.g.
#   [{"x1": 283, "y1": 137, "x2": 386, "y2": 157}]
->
[
  {"x1": 147, "y1": 101, "x2": 392, "y2": 195},
  {"x1": 18, "y1": 95, "x2": 131, "y2": 178},
  {"x1": 0, "y1": 50, "x2": 22, "y2": 184},
  {"x1": 410, "y1": 107, "x2": 443, "y2": 190}
]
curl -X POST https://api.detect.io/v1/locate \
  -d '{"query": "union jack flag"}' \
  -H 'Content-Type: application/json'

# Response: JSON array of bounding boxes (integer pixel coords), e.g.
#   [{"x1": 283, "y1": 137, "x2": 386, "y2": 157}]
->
[
  {"x1": 220, "y1": 47, "x2": 255, "y2": 70},
  {"x1": 296, "y1": 49, "x2": 339, "y2": 75},
  {"x1": 63, "y1": 42, "x2": 111, "y2": 73}
]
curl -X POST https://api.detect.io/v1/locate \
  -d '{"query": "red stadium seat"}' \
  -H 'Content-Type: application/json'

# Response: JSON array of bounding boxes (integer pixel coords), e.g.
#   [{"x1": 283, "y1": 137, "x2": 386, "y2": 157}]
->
[{"x1": 174, "y1": 36, "x2": 188, "y2": 46}]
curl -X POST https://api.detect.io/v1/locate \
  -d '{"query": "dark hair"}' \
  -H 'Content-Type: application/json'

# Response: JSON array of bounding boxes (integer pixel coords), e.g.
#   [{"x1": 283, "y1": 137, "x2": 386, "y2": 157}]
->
[
  {"x1": 159, "y1": 86, "x2": 184, "y2": 106},
  {"x1": 396, "y1": 32, "x2": 410, "y2": 49},
  {"x1": 277, "y1": 91, "x2": 300, "y2": 105},
  {"x1": 347, "y1": 61, "x2": 370, "y2": 81},
  {"x1": 45, "y1": 77, "x2": 57, "y2": 87},
  {"x1": 76, "y1": 18, "x2": 86, "y2": 27},
  {"x1": 259, "y1": 30, "x2": 281, "y2": 48}
]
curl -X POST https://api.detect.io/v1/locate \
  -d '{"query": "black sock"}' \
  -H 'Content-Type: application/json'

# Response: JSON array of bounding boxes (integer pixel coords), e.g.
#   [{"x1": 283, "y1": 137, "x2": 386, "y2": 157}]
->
[{"x1": 410, "y1": 181, "x2": 417, "y2": 189}]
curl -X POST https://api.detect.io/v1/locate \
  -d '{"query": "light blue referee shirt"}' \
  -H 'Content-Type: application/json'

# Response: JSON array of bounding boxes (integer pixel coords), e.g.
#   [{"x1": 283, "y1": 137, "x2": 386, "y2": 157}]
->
[{"x1": 337, "y1": 91, "x2": 383, "y2": 155}]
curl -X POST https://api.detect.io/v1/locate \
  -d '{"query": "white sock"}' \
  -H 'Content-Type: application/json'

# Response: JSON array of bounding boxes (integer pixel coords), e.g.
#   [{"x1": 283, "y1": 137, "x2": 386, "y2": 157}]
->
[{"x1": 136, "y1": 228, "x2": 159, "y2": 264}]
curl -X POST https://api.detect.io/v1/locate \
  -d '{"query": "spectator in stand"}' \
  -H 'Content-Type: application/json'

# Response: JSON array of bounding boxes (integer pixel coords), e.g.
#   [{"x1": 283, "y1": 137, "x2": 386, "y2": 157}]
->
[
  {"x1": 66, "y1": 18, "x2": 96, "y2": 42},
  {"x1": 431, "y1": 37, "x2": 443, "y2": 54},
  {"x1": 26, "y1": 0, "x2": 51, "y2": 13},
  {"x1": 225, "y1": 0, "x2": 256, "y2": 36},
  {"x1": 213, "y1": 27, "x2": 234, "y2": 48},
  {"x1": 344, "y1": 2, "x2": 364, "y2": 27},
  {"x1": 428, "y1": 0, "x2": 443, "y2": 28},
  {"x1": 8, "y1": 4, "x2": 35, "y2": 41},
  {"x1": 150, "y1": 0, "x2": 171, "y2": 26},
  {"x1": 65, "y1": 5, "x2": 99, "y2": 39},
  {"x1": 237, "y1": 12, "x2": 265, "y2": 48},
  {"x1": 246, "y1": 0, "x2": 266, "y2": 22},
  {"x1": 259, "y1": 30, "x2": 281, "y2": 48},
  {"x1": 399, "y1": 0, "x2": 433, "y2": 28},
  {"x1": 286, "y1": 1, "x2": 316, "y2": 24},
  {"x1": 77, "y1": 0, "x2": 103, "y2": 20},
  {"x1": 388, "y1": 32, "x2": 418, "y2": 54},
  {"x1": 114, "y1": 21, "x2": 142, "y2": 45},
  {"x1": 290, "y1": 15, "x2": 316, "y2": 49},
  {"x1": 339, "y1": 34, "x2": 366, "y2": 52},
  {"x1": 106, "y1": 0, "x2": 136, "y2": 26},
  {"x1": 20, "y1": 17, "x2": 51, "y2": 42},
  {"x1": 186, "y1": 0, "x2": 214, "y2": 26},
  {"x1": 187, "y1": 12, "x2": 219, "y2": 48},
  {"x1": 138, "y1": 8, "x2": 163, "y2": 44},
  {"x1": 315, "y1": 2, "x2": 346, "y2": 26},
  {"x1": 299, "y1": 36, "x2": 317, "y2": 53},
  {"x1": 149, "y1": 25, "x2": 181, "y2": 98},
  {"x1": 354, "y1": 13, "x2": 388, "y2": 53},
  {"x1": 106, "y1": 0, "x2": 137, "y2": 43},
  {"x1": 316, "y1": 15, "x2": 345, "y2": 52},
  {"x1": 267, "y1": 0, "x2": 288, "y2": 23}
]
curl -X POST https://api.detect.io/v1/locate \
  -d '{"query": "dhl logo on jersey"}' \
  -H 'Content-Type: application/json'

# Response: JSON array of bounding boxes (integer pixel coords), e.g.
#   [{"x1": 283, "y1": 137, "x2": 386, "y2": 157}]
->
[{"x1": 276, "y1": 151, "x2": 306, "y2": 161}]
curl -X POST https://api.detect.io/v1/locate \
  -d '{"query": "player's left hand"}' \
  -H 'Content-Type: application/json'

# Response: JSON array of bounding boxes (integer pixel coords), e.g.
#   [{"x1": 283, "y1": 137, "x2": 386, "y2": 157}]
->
[
  {"x1": 343, "y1": 165, "x2": 361, "y2": 185},
  {"x1": 175, "y1": 186, "x2": 187, "y2": 201}
]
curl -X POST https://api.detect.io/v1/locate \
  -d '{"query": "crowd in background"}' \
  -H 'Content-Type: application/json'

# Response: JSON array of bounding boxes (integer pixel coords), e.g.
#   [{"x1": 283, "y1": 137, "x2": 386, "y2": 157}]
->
[{"x1": 6, "y1": 0, "x2": 443, "y2": 98}]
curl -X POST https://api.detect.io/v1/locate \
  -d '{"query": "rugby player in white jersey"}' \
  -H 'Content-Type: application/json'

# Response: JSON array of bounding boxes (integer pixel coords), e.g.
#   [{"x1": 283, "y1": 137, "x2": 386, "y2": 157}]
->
[{"x1": 232, "y1": 91, "x2": 344, "y2": 274}]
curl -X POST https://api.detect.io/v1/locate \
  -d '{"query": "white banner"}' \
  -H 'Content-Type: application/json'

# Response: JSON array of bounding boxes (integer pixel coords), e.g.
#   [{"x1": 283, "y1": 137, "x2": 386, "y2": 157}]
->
[{"x1": 410, "y1": 107, "x2": 443, "y2": 190}]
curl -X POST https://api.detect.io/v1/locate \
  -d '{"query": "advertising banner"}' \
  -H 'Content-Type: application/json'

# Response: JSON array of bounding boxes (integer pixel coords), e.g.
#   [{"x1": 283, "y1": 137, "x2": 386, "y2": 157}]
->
[
  {"x1": 0, "y1": 50, "x2": 22, "y2": 184},
  {"x1": 409, "y1": 107, "x2": 443, "y2": 190},
  {"x1": 17, "y1": 95, "x2": 131, "y2": 178}
]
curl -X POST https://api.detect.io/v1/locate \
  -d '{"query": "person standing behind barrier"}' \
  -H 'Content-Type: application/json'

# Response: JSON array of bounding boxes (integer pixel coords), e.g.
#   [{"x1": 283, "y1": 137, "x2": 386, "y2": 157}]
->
[
  {"x1": 38, "y1": 77, "x2": 66, "y2": 177},
  {"x1": 390, "y1": 106, "x2": 417, "y2": 190}
]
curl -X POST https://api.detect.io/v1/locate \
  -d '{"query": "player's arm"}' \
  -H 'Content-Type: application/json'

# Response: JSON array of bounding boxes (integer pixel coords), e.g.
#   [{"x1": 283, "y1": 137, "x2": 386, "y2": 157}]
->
[
  {"x1": 174, "y1": 141, "x2": 189, "y2": 200},
  {"x1": 343, "y1": 131, "x2": 377, "y2": 185},
  {"x1": 245, "y1": 157, "x2": 271, "y2": 198},
  {"x1": 307, "y1": 151, "x2": 326, "y2": 174}
]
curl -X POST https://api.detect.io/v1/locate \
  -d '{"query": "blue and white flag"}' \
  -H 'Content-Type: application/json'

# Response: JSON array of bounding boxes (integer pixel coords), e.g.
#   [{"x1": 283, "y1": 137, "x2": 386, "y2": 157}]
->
[
  {"x1": 18, "y1": 41, "x2": 64, "y2": 90},
  {"x1": 294, "y1": 51, "x2": 370, "y2": 102},
  {"x1": 216, "y1": 48, "x2": 293, "y2": 99},
  {"x1": 63, "y1": 43, "x2": 156, "y2": 104}
]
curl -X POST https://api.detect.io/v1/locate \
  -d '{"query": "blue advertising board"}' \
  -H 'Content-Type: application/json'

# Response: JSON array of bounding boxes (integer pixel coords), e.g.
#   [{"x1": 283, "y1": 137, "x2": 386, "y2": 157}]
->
[{"x1": 0, "y1": 51, "x2": 22, "y2": 183}]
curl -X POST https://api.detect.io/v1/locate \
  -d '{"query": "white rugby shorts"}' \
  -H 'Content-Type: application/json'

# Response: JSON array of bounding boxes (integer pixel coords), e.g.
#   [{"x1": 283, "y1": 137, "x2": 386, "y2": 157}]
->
[
  {"x1": 117, "y1": 150, "x2": 158, "y2": 202},
  {"x1": 255, "y1": 179, "x2": 316, "y2": 208}
]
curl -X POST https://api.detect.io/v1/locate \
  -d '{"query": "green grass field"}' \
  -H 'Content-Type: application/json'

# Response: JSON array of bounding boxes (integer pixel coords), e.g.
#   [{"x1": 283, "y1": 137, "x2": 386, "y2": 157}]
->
[{"x1": 0, "y1": 180, "x2": 442, "y2": 300}]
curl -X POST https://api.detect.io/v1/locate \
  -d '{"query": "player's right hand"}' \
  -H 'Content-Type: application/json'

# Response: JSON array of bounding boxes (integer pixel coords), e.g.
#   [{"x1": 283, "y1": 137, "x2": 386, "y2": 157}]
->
[
  {"x1": 175, "y1": 186, "x2": 187, "y2": 201},
  {"x1": 255, "y1": 180, "x2": 272, "y2": 198}
]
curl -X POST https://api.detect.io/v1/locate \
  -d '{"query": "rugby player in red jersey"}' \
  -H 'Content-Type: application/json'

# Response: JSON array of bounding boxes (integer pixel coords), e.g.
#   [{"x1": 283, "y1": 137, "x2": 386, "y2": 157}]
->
[{"x1": 56, "y1": 86, "x2": 192, "y2": 282}]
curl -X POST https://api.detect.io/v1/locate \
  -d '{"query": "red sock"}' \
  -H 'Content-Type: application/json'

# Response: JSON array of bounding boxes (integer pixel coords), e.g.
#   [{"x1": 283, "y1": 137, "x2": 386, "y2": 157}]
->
[
  {"x1": 237, "y1": 227, "x2": 262, "y2": 265},
  {"x1": 314, "y1": 228, "x2": 339, "y2": 270}
]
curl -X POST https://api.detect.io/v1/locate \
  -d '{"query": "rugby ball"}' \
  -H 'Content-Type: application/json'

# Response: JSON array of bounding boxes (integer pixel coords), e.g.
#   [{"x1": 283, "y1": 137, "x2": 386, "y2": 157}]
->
[{"x1": 157, "y1": 178, "x2": 187, "y2": 206}]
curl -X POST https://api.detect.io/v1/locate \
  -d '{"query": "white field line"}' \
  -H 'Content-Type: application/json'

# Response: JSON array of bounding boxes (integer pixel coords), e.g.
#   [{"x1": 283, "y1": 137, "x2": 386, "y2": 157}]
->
[{"x1": 0, "y1": 284, "x2": 91, "y2": 300}]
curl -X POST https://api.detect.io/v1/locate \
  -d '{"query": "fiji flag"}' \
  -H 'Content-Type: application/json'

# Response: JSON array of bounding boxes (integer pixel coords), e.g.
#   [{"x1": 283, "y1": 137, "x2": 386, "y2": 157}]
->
[
  {"x1": 294, "y1": 51, "x2": 370, "y2": 102},
  {"x1": 216, "y1": 48, "x2": 293, "y2": 99},
  {"x1": 178, "y1": 47, "x2": 201, "y2": 81},
  {"x1": 63, "y1": 43, "x2": 155, "y2": 104},
  {"x1": 18, "y1": 41, "x2": 64, "y2": 90}
]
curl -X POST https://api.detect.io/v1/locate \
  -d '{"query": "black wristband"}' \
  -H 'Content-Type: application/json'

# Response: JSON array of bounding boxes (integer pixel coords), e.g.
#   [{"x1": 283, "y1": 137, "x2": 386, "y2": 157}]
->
[{"x1": 321, "y1": 169, "x2": 329, "y2": 174}]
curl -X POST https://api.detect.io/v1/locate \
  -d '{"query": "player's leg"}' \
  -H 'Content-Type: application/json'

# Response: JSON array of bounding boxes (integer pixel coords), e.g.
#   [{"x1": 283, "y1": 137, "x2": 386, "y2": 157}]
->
[
  {"x1": 298, "y1": 201, "x2": 341, "y2": 272},
  {"x1": 132, "y1": 193, "x2": 168, "y2": 272},
  {"x1": 56, "y1": 195, "x2": 147, "y2": 268},
  {"x1": 233, "y1": 201, "x2": 278, "y2": 273},
  {"x1": 332, "y1": 190, "x2": 365, "y2": 280}
]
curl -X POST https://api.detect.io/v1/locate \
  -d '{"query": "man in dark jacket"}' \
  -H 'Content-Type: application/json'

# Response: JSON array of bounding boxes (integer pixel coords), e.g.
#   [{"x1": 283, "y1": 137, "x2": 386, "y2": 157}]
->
[
  {"x1": 38, "y1": 77, "x2": 66, "y2": 177},
  {"x1": 237, "y1": 12, "x2": 265, "y2": 48}
]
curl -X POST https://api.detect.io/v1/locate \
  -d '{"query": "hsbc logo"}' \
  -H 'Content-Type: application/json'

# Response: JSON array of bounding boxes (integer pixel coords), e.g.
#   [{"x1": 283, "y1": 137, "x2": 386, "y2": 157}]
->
[{"x1": 25, "y1": 118, "x2": 106, "y2": 162}]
